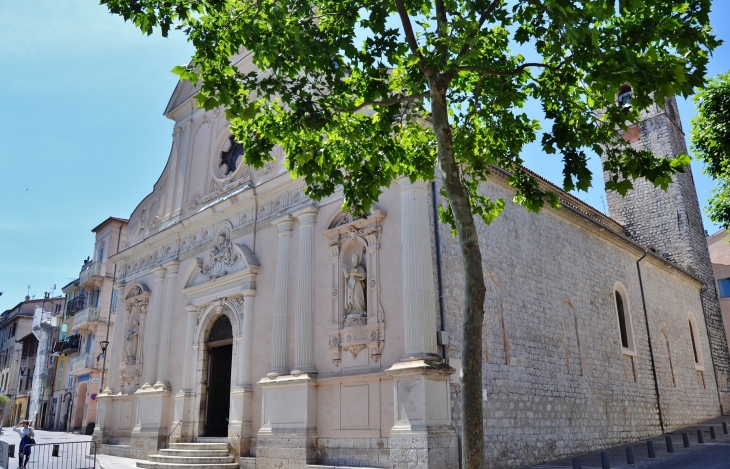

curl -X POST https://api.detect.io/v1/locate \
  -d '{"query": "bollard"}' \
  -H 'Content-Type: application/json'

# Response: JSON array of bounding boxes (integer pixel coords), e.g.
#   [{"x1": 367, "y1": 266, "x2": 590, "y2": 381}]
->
[
  {"x1": 572, "y1": 457, "x2": 582, "y2": 469},
  {"x1": 710, "y1": 426, "x2": 717, "y2": 439},
  {"x1": 665, "y1": 434, "x2": 674, "y2": 453},
  {"x1": 8, "y1": 444, "x2": 14, "y2": 458},
  {"x1": 682, "y1": 432, "x2": 690, "y2": 447},
  {"x1": 600, "y1": 451, "x2": 610, "y2": 469},
  {"x1": 723, "y1": 422, "x2": 729, "y2": 435},
  {"x1": 626, "y1": 446, "x2": 635, "y2": 465},
  {"x1": 697, "y1": 429, "x2": 705, "y2": 444},
  {"x1": 52, "y1": 444, "x2": 60, "y2": 457},
  {"x1": 647, "y1": 440, "x2": 656, "y2": 458}
]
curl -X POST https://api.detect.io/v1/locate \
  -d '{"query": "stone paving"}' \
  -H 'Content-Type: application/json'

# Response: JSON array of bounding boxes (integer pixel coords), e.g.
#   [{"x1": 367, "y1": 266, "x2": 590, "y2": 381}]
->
[{"x1": 528, "y1": 415, "x2": 730, "y2": 469}]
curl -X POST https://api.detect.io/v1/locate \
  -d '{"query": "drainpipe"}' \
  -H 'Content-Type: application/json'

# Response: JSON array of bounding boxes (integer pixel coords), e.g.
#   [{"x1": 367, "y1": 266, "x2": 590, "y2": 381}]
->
[
  {"x1": 636, "y1": 250, "x2": 665, "y2": 433},
  {"x1": 432, "y1": 180, "x2": 448, "y2": 364},
  {"x1": 698, "y1": 285, "x2": 724, "y2": 414}
]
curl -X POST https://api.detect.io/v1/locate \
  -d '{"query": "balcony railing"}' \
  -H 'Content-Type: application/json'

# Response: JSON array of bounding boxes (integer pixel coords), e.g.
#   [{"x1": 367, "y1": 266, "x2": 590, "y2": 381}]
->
[
  {"x1": 57, "y1": 334, "x2": 80, "y2": 355},
  {"x1": 79, "y1": 261, "x2": 105, "y2": 286},
  {"x1": 69, "y1": 352, "x2": 98, "y2": 375},
  {"x1": 65, "y1": 296, "x2": 87, "y2": 316},
  {"x1": 72, "y1": 307, "x2": 100, "y2": 330}
]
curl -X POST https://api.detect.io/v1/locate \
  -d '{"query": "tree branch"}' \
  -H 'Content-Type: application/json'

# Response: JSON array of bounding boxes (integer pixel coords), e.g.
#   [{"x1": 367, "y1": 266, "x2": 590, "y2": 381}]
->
[
  {"x1": 456, "y1": 0, "x2": 503, "y2": 60},
  {"x1": 456, "y1": 62, "x2": 548, "y2": 76},
  {"x1": 339, "y1": 92, "x2": 429, "y2": 113},
  {"x1": 393, "y1": 0, "x2": 431, "y2": 76}
]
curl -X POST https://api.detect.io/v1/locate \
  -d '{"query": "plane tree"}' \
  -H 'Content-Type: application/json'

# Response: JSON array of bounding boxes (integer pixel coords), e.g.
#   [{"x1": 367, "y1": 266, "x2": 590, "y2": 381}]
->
[{"x1": 101, "y1": 0, "x2": 718, "y2": 467}]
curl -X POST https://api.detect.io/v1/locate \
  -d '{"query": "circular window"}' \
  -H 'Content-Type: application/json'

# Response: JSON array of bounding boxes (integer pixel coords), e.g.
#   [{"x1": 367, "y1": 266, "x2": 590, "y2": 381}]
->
[{"x1": 220, "y1": 136, "x2": 244, "y2": 176}]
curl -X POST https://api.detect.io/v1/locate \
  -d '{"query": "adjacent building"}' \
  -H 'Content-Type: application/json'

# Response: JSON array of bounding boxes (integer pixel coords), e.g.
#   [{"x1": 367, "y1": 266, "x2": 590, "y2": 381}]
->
[
  {"x1": 708, "y1": 229, "x2": 730, "y2": 353},
  {"x1": 56, "y1": 217, "x2": 128, "y2": 434}
]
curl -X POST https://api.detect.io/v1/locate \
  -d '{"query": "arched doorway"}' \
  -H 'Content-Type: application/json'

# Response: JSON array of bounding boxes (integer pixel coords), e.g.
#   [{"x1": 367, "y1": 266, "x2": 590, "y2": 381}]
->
[
  {"x1": 204, "y1": 315, "x2": 233, "y2": 436},
  {"x1": 73, "y1": 383, "x2": 87, "y2": 430}
]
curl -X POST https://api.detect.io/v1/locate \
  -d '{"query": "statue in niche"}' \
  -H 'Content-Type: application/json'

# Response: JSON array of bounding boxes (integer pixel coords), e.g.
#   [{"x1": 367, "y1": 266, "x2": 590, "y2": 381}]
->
[
  {"x1": 124, "y1": 320, "x2": 139, "y2": 364},
  {"x1": 343, "y1": 254, "x2": 366, "y2": 318}
]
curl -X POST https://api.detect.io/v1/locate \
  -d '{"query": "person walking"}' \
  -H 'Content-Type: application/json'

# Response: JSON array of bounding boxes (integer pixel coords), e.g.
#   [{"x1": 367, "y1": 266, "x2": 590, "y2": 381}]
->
[{"x1": 13, "y1": 420, "x2": 35, "y2": 468}]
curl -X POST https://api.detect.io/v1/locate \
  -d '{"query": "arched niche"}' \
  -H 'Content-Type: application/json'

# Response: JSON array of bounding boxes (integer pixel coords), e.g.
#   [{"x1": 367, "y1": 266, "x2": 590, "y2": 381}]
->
[
  {"x1": 118, "y1": 283, "x2": 151, "y2": 394},
  {"x1": 321, "y1": 206, "x2": 387, "y2": 372}
]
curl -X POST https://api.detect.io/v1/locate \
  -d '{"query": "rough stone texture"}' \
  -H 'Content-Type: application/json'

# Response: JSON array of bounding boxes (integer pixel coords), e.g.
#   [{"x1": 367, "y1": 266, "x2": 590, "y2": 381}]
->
[
  {"x1": 438, "y1": 166, "x2": 722, "y2": 467},
  {"x1": 389, "y1": 433, "x2": 458, "y2": 469},
  {"x1": 254, "y1": 435, "x2": 317, "y2": 469},
  {"x1": 241, "y1": 456, "x2": 257, "y2": 469},
  {"x1": 129, "y1": 432, "x2": 166, "y2": 460},
  {"x1": 601, "y1": 97, "x2": 730, "y2": 414},
  {"x1": 314, "y1": 438, "x2": 390, "y2": 468},
  {"x1": 100, "y1": 444, "x2": 131, "y2": 458}
]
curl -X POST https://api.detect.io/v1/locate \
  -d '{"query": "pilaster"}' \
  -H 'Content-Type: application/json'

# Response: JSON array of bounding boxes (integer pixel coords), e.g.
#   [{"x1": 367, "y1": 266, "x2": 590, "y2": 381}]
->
[
  {"x1": 105, "y1": 282, "x2": 127, "y2": 394},
  {"x1": 293, "y1": 206, "x2": 319, "y2": 375},
  {"x1": 142, "y1": 267, "x2": 166, "y2": 388},
  {"x1": 172, "y1": 305, "x2": 198, "y2": 442},
  {"x1": 397, "y1": 177, "x2": 440, "y2": 361},
  {"x1": 269, "y1": 215, "x2": 295, "y2": 378},
  {"x1": 155, "y1": 261, "x2": 179, "y2": 390}
]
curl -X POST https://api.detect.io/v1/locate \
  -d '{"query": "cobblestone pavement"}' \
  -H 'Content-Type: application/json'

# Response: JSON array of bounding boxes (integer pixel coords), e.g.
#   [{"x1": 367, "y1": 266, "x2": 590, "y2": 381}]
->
[{"x1": 528, "y1": 416, "x2": 730, "y2": 469}]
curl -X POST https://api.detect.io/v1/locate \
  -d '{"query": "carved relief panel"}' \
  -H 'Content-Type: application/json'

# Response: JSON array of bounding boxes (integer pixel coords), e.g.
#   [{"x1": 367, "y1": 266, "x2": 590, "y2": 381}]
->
[
  {"x1": 322, "y1": 207, "x2": 386, "y2": 371},
  {"x1": 120, "y1": 284, "x2": 151, "y2": 394}
]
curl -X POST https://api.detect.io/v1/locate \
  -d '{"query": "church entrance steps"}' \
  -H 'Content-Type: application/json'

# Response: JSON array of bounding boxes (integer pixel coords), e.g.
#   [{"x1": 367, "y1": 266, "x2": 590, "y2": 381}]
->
[
  {"x1": 137, "y1": 442, "x2": 237, "y2": 469},
  {"x1": 196, "y1": 437, "x2": 229, "y2": 443}
]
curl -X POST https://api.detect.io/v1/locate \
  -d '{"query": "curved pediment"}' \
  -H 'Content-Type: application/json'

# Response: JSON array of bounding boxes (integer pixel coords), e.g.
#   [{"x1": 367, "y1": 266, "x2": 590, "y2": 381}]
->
[{"x1": 182, "y1": 232, "x2": 260, "y2": 297}]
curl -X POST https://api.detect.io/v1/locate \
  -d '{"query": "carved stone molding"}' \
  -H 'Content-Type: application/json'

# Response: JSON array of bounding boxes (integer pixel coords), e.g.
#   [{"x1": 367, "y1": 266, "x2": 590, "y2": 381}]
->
[{"x1": 321, "y1": 207, "x2": 387, "y2": 370}]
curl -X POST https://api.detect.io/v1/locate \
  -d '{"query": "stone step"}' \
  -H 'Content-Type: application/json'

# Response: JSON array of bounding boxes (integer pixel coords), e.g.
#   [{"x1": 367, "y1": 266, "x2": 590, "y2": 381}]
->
[
  {"x1": 168, "y1": 442, "x2": 228, "y2": 451},
  {"x1": 159, "y1": 449, "x2": 230, "y2": 458},
  {"x1": 196, "y1": 437, "x2": 228, "y2": 443},
  {"x1": 136, "y1": 461, "x2": 239, "y2": 469},
  {"x1": 306, "y1": 465, "x2": 384, "y2": 469},
  {"x1": 149, "y1": 455, "x2": 235, "y2": 464}
]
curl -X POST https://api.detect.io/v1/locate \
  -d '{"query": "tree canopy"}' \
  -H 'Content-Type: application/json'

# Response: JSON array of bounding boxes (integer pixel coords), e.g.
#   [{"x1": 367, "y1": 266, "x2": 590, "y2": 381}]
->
[
  {"x1": 101, "y1": 0, "x2": 719, "y2": 467},
  {"x1": 692, "y1": 70, "x2": 730, "y2": 226}
]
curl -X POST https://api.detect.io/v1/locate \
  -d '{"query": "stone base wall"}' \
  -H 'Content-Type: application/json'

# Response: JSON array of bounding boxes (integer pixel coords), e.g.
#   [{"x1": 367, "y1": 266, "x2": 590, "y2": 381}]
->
[
  {"x1": 389, "y1": 432, "x2": 458, "y2": 469},
  {"x1": 254, "y1": 435, "x2": 317, "y2": 469},
  {"x1": 129, "y1": 430, "x2": 165, "y2": 460},
  {"x1": 100, "y1": 444, "x2": 131, "y2": 458},
  {"x1": 314, "y1": 438, "x2": 390, "y2": 468}
]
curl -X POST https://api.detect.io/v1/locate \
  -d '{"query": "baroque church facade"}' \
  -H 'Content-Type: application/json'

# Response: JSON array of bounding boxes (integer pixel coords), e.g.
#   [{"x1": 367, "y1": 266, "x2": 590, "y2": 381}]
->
[{"x1": 94, "y1": 52, "x2": 730, "y2": 469}]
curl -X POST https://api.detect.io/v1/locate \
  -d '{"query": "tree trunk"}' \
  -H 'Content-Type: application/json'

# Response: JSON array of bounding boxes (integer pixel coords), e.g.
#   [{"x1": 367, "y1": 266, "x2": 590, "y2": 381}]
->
[{"x1": 429, "y1": 73, "x2": 487, "y2": 469}]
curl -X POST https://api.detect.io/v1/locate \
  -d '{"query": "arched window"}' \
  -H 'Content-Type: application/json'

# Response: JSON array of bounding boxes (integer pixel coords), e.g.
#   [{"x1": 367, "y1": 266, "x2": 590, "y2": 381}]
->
[
  {"x1": 688, "y1": 312, "x2": 704, "y2": 370},
  {"x1": 614, "y1": 282, "x2": 636, "y2": 354},
  {"x1": 207, "y1": 315, "x2": 233, "y2": 346},
  {"x1": 618, "y1": 84, "x2": 633, "y2": 109}
]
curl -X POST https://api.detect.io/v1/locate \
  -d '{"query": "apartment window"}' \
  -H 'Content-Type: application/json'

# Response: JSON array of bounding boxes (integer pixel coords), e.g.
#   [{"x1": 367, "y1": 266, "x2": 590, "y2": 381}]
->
[
  {"x1": 614, "y1": 282, "x2": 636, "y2": 354},
  {"x1": 688, "y1": 312, "x2": 704, "y2": 370},
  {"x1": 60, "y1": 323, "x2": 68, "y2": 340},
  {"x1": 57, "y1": 360, "x2": 64, "y2": 390},
  {"x1": 98, "y1": 247, "x2": 104, "y2": 262},
  {"x1": 618, "y1": 84, "x2": 633, "y2": 109},
  {"x1": 110, "y1": 289, "x2": 118, "y2": 313},
  {"x1": 718, "y1": 278, "x2": 730, "y2": 298},
  {"x1": 86, "y1": 332, "x2": 93, "y2": 354}
]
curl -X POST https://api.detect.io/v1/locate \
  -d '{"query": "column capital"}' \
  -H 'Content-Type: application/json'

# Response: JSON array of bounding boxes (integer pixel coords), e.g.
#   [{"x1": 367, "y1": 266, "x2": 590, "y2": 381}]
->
[
  {"x1": 397, "y1": 176, "x2": 429, "y2": 192},
  {"x1": 163, "y1": 261, "x2": 180, "y2": 276},
  {"x1": 114, "y1": 282, "x2": 126, "y2": 293},
  {"x1": 272, "y1": 214, "x2": 295, "y2": 234},
  {"x1": 153, "y1": 267, "x2": 167, "y2": 280},
  {"x1": 293, "y1": 205, "x2": 319, "y2": 226},
  {"x1": 185, "y1": 304, "x2": 198, "y2": 313}
]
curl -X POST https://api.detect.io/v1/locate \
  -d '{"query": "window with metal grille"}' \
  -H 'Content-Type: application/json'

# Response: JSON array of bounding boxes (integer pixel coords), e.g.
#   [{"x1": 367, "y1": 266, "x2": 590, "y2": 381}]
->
[{"x1": 207, "y1": 315, "x2": 233, "y2": 344}]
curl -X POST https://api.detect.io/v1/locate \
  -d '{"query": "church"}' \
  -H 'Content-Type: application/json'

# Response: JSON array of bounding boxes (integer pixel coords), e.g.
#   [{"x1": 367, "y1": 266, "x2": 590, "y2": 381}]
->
[{"x1": 94, "y1": 50, "x2": 730, "y2": 469}]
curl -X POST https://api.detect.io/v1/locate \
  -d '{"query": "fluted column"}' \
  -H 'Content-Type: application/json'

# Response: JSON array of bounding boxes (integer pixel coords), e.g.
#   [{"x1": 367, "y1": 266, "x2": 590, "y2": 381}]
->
[
  {"x1": 239, "y1": 293, "x2": 255, "y2": 387},
  {"x1": 104, "y1": 282, "x2": 127, "y2": 394},
  {"x1": 142, "y1": 267, "x2": 166, "y2": 388},
  {"x1": 398, "y1": 177, "x2": 440, "y2": 360},
  {"x1": 155, "y1": 262, "x2": 179, "y2": 389},
  {"x1": 269, "y1": 215, "x2": 295, "y2": 378},
  {"x1": 181, "y1": 305, "x2": 198, "y2": 392},
  {"x1": 292, "y1": 206, "x2": 318, "y2": 375}
]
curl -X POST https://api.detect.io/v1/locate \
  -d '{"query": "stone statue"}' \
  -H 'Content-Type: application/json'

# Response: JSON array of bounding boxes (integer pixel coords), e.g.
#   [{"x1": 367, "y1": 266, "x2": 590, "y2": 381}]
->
[
  {"x1": 210, "y1": 234, "x2": 232, "y2": 265},
  {"x1": 343, "y1": 254, "x2": 366, "y2": 316},
  {"x1": 124, "y1": 320, "x2": 139, "y2": 364}
]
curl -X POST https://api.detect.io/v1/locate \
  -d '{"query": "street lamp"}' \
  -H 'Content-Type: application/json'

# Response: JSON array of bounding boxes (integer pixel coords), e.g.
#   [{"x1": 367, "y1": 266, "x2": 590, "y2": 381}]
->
[{"x1": 98, "y1": 340, "x2": 110, "y2": 393}]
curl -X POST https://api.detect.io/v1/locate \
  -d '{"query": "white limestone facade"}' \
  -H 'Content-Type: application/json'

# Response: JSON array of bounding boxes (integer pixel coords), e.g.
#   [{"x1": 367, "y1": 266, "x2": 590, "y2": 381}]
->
[{"x1": 94, "y1": 54, "x2": 726, "y2": 469}]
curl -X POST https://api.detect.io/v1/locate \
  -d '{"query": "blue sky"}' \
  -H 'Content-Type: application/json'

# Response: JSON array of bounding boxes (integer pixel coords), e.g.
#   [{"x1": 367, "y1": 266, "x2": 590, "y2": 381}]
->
[{"x1": 0, "y1": 1, "x2": 729, "y2": 311}]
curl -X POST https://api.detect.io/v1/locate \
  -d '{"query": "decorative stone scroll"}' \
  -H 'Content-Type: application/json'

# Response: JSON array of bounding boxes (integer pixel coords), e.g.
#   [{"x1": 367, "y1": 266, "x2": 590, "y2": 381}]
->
[{"x1": 321, "y1": 206, "x2": 386, "y2": 370}]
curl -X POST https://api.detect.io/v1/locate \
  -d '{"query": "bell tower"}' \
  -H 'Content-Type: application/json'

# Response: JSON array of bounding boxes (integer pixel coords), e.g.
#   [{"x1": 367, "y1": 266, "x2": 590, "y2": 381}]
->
[{"x1": 602, "y1": 90, "x2": 730, "y2": 413}]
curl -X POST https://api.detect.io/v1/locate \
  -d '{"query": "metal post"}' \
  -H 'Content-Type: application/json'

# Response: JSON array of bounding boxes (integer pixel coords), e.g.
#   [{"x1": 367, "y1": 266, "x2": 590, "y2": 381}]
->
[
  {"x1": 710, "y1": 426, "x2": 717, "y2": 439},
  {"x1": 626, "y1": 446, "x2": 635, "y2": 464},
  {"x1": 665, "y1": 434, "x2": 674, "y2": 452},
  {"x1": 600, "y1": 451, "x2": 610, "y2": 469},
  {"x1": 682, "y1": 432, "x2": 690, "y2": 447},
  {"x1": 697, "y1": 429, "x2": 705, "y2": 444},
  {"x1": 572, "y1": 457, "x2": 581, "y2": 469},
  {"x1": 647, "y1": 440, "x2": 656, "y2": 458},
  {"x1": 723, "y1": 422, "x2": 728, "y2": 434}
]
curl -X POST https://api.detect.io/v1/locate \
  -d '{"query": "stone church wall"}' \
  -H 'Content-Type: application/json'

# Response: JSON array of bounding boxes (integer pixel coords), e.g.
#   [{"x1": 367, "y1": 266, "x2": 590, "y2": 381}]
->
[{"x1": 439, "y1": 174, "x2": 722, "y2": 468}]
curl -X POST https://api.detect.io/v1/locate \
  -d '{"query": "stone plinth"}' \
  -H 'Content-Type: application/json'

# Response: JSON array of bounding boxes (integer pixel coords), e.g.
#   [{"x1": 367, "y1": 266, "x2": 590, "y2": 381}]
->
[
  {"x1": 386, "y1": 360, "x2": 458, "y2": 469},
  {"x1": 257, "y1": 374, "x2": 317, "y2": 468},
  {"x1": 129, "y1": 388, "x2": 171, "y2": 459}
]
